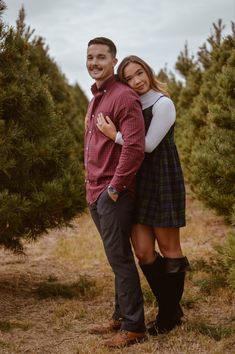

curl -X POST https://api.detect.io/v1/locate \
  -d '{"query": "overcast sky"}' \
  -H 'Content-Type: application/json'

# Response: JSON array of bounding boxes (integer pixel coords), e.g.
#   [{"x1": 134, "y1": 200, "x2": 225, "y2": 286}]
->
[{"x1": 2, "y1": 0, "x2": 235, "y2": 98}]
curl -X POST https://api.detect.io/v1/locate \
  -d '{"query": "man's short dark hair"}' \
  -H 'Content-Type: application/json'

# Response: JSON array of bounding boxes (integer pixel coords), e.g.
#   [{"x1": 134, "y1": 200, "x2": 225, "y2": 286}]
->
[{"x1": 87, "y1": 37, "x2": 117, "y2": 57}]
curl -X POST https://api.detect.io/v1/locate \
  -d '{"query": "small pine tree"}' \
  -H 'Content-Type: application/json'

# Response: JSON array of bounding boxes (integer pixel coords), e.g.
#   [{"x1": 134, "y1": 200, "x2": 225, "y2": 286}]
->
[
  {"x1": 170, "y1": 20, "x2": 235, "y2": 223},
  {"x1": 0, "y1": 4, "x2": 87, "y2": 251},
  {"x1": 190, "y1": 26, "x2": 235, "y2": 222},
  {"x1": 173, "y1": 43, "x2": 203, "y2": 167}
]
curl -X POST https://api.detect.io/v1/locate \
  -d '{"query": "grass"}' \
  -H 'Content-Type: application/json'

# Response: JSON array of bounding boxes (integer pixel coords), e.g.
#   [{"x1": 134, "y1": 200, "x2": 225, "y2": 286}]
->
[
  {"x1": 142, "y1": 285, "x2": 156, "y2": 306},
  {"x1": 0, "y1": 320, "x2": 31, "y2": 332},
  {"x1": 0, "y1": 321, "x2": 11, "y2": 332},
  {"x1": 0, "y1": 188, "x2": 235, "y2": 353},
  {"x1": 194, "y1": 276, "x2": 227, "y2": 295},
  {"x1": 189, "y1": 254, "x2": 230, "y2": 295},
  {"x1": 187, "y1": 320, "x2": 235, "y2": 341},
  {"x1": 36, "y1": 275, "x2": 98, "y2": 299},
  {"x1": 190, "y1": 259, "x2": 212, "y2": 272},
  {"x1": 181, "y1": 295, "x2": 200, "y2": 309}
]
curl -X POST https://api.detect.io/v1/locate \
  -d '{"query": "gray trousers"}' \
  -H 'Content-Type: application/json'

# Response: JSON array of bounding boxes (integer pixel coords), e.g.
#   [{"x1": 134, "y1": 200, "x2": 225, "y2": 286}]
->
[{"x1": 89, "y1": 189, "x2": 145, "y2": 332}]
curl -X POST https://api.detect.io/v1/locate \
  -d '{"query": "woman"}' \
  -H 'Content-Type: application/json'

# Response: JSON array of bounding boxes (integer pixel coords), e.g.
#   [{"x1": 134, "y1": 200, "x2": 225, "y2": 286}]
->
[{"x1": 96, "y1": 55, "x2": 190, "y2": 335}]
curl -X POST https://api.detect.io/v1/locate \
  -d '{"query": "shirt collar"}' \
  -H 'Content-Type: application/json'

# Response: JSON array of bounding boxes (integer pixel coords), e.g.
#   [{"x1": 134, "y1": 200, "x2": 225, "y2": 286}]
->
[
  {"x1": 91, "y1": 75, "x2": 117, "y2": 96},
  {"x1": 140, "y1": 89, "x2": 162, "y2": 110}
]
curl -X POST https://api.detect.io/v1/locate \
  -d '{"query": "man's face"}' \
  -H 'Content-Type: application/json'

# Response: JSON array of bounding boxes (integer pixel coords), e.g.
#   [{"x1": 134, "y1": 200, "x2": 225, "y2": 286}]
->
[{"x1": 86, "y1": 44, "x2": 117, "y2": 87}]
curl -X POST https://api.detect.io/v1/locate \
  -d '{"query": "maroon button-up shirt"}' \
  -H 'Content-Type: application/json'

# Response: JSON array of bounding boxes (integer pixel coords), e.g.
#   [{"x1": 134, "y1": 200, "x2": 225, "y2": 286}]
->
[{"x1": 84, "y1": 75, "x2": 145, "y2": 204}]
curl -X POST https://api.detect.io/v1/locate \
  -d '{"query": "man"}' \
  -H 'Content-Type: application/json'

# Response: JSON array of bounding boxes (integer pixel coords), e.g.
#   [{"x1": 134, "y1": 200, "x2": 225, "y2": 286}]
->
[{"x1": 84, "y1": 37, "x2": 146, "y2": 348}]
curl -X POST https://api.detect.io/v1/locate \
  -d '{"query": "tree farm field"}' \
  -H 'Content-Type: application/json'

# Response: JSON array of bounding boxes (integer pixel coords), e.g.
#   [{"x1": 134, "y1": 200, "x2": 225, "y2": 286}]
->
[{"x1": 0, "y1": 185, "x2": 234, "y2": 354}]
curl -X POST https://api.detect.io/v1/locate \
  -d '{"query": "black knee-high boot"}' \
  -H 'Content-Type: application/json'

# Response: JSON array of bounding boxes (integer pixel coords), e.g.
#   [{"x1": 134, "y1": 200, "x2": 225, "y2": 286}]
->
[
  {"x1": 140, "y1": 252, "x2": 164, "y2": 305},
  {"x1": 141, "y1": 256, "x2": 190, "y2": 335}
]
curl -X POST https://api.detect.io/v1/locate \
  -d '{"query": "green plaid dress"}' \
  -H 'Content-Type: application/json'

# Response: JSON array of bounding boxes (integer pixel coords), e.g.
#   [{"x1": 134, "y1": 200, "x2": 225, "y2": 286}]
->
[{"x1": 134, "y1": 100, "x2": 186, "y2": 227}]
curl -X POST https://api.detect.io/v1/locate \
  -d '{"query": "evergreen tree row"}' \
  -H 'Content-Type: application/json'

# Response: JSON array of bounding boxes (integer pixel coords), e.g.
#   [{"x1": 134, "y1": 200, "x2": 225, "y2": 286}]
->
[
  {"x1": 160, "y1": 20, "x2": 235, "y2": 224},
  {"x1": 0, "y1": 2, "x2": 88, "y2": 251},
  {"x1": 1, "y1": 2, "x2": 234, "y2": 254}
]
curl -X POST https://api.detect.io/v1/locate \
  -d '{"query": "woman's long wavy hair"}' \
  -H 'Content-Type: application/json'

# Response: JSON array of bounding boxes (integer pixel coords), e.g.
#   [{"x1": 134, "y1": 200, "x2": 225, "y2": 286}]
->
[{"x1": 117, "y1": 55, "x2": 169, "y2": 97}]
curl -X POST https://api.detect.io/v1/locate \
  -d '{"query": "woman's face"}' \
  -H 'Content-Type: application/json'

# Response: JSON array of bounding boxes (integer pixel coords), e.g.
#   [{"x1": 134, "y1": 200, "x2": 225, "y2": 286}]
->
[{"x1": 123, "y1": 62, "x2": 150, "y2": 95}]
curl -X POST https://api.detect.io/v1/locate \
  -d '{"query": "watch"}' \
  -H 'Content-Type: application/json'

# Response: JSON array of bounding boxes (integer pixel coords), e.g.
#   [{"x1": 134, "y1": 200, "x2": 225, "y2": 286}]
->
[{"x1": 108, "y1": 186, "x2": 119, "y2": 195}]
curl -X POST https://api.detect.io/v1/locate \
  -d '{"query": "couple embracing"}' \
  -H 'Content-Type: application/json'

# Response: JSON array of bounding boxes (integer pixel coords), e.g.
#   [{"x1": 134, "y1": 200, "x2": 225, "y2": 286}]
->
[{"x1": 84, "y1": 37, "x2": 189, "y2": 348}]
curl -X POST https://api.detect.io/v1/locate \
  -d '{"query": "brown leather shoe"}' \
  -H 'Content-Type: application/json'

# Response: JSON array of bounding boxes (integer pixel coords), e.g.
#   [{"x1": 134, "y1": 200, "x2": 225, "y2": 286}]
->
[
  {"x1": 103, "y1": 330, "x2": 146, "y2": 348},
  {"x1": 89, "y1": 319, "x2": 121, "y2": 334}
]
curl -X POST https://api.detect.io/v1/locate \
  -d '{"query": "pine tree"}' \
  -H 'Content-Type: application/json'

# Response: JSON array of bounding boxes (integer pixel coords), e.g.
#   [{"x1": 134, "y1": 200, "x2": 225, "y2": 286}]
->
[
  {"x1": 0, "y1": 4, "x2": 88, "y2": 251},
  {"x1": 173, "y1": 43, "x2": 203, "y2": 167},
  {"x1": 171, "y1": 20, "x2": 235, "y2": 223},
  {"x1": 157, "y1": 67, "x2": 183, "y2": 106},
  {"x1": 189, "y1": 23, "x2": 235, "y2": 222}
]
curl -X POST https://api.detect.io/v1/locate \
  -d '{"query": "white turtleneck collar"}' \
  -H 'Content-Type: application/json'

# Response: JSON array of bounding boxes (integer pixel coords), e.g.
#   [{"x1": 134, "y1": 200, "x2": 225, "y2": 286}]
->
[{"x1": 140, "y1": 89, "x2": 162, "y2": 110}]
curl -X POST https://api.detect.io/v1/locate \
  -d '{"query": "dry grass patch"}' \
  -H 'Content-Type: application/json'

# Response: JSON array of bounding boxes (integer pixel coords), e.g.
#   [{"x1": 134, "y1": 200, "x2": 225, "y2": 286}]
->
[
  {"x1": 54, "y1": 211, "x2": 109, "y2": 274},
  {"x1": 186, "y1": 320, "x2": 235, "y2": 341},
  {"x1": 36, "y1": 276, "x2": 98, "y2": 299},
  {"x1": 0, "y1": 320, "x2": 31, "y2": 332},
  {"x1": 0, "y1": 186, "x2": 235, "y2": 353}
]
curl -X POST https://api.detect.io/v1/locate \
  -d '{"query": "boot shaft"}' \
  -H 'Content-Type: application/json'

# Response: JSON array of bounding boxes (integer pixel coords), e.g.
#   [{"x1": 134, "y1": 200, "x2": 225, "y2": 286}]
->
[{"x1": 141, "y1": 256, "x2": 190, "y2": 333}]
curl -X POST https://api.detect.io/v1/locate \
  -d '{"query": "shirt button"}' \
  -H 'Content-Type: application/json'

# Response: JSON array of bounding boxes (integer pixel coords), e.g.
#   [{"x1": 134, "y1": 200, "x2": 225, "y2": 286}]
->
[
  {"x1": 123, "y1": 185, "x2": 126, "y2": 189},
  {"x1": 104, "y1": 90, "x2": 107, "y2": 93},
  {"x1": 92, "y1": 114, "x2": 95, "y2": 117},
  {"x1": 89, "y1": 130, "x2": 92, "y2": 134}
]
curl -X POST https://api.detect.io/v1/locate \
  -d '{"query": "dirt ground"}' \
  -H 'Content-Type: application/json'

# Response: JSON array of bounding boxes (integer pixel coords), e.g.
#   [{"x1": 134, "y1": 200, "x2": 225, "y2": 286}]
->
[{"x1": 0, "y1": 186, "x2": 234, "y2": 354}]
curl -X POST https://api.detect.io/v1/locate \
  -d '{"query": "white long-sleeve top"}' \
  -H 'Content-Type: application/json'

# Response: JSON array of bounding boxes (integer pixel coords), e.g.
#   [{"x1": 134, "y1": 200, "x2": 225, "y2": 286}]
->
[{"x1": 115, "y1": 90, "x2": 176, "y2": 153}]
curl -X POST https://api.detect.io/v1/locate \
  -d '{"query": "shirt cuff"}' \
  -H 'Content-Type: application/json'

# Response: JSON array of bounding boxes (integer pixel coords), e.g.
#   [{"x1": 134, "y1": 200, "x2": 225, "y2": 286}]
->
[
  {"x1": 115, "y1": 131, "x2": 124, "y2": 145},
  {"x1": 108, "y1": 181, "x2": 128, "y2": 193}
]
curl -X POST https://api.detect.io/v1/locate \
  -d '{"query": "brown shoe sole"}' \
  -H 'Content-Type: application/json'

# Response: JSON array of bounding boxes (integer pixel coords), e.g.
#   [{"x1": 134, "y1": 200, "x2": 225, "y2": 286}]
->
[{"x1": 103, "y1": 333, "x2": 147, "y2": 348}]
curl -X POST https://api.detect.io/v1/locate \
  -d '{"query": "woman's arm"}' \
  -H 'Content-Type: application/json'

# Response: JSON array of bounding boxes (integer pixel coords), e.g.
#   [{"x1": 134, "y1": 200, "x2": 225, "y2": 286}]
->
[
  {"x1": 115, "y1": 98, "x2": 176, "y2": 151},
  {"x1": 145, "y1": 97, "x2": 176, "y2": 153},
  {"x1": 97, "y1": 97, "x2": 175, "y2": 152}
]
